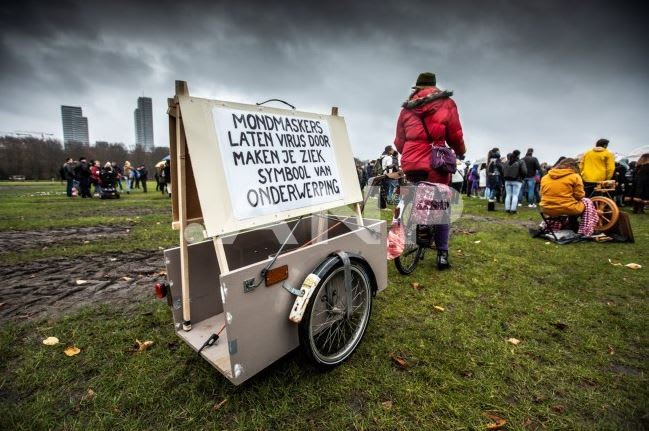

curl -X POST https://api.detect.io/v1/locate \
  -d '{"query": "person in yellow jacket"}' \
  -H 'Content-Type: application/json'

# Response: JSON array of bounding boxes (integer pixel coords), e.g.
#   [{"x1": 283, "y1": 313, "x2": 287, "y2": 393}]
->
[
  {"x1": 580, "y1": 138, "x2": 615, "y2": 196},
  {"x1": 540, "y1": 158, "x2": 585, "y2": 216}
]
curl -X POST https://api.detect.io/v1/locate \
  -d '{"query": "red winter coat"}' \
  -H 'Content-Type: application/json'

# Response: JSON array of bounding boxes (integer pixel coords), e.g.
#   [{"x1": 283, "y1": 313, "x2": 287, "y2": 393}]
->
[
  {"x1": 394, "y1": 87, "x2": 465, "y2": 184},
  {"x1": 90, "y1": 165, "x2": 100, "y2": 184}
]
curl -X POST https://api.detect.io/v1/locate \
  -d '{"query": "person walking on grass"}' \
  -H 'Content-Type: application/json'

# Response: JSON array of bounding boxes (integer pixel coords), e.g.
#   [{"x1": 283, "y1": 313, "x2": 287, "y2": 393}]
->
[
  {"x1": 137, "y1": 164, "x2": 148, "y2": 193},
  {"x1": 74, "y1": 157, "x2": 92, "y2": 198},
  {"x1": 522, "y1": 148, "x2": 541, "y2": 207},
  {"x1": 486, "y1": 149, "x2": 503, "y2": 202},
  {"x1": 503, "y1": 150, "x2": 527, "y2": 214},
  {"x1": 630, "y1": 153, "x2": 649, "y2": 214},
  {"x1": 580, "y1": 138, "x2": 615, "y2": 197},
  {"x1": 62, "y1": 157, "x2": 76, "y2": 197},
  {"x1": 479, "y1": 163, "x2": 487, "y2": 198},
  {"x1": 123, "y1": 161, "x2": 133, "y2": 194},
  {"x1": 394, "y1": 71, "x2": 466, "y2": 270}
]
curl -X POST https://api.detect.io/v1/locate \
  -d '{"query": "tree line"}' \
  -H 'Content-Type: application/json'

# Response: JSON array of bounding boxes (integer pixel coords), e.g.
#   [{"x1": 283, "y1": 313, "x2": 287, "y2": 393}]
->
[{"x1": 0, "y1": 136, "x2": 169, "y2": 180}]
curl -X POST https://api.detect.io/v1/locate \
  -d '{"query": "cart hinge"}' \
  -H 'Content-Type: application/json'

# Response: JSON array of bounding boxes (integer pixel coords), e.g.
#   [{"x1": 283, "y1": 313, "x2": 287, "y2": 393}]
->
[{"x1": 243, "y1": 278, "x2": 256, "y2": 293}]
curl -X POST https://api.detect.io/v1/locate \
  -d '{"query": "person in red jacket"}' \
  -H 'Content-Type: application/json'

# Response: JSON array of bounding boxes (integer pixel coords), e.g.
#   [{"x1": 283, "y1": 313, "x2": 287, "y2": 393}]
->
[{"x1": 394, "y1": 72, "x2": 466, "y2": 269}]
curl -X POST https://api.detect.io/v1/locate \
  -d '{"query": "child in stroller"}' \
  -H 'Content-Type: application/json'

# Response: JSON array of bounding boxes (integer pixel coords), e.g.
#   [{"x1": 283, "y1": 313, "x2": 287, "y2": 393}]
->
[{"x1": 100, "y1": 162, "x2": 120, "y2": 199}]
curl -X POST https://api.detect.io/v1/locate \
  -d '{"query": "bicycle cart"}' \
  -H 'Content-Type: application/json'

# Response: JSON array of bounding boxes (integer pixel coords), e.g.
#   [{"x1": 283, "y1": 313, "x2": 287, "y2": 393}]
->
[{"x1": 157, "y1": 81, "x2": 387, "y2": 385}]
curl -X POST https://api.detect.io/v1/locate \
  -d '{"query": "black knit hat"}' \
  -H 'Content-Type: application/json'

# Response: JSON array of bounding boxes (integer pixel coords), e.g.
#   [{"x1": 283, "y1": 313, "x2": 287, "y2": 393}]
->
[{"x1": 413, "y1": 72, "x2": 436, "y2": 88}]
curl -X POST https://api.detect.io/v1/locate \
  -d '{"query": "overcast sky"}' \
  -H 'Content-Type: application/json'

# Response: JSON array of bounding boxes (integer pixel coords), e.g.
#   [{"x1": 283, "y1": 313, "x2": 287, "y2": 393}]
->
[{"x1": 1, "y1": 0, "x2": 647, "y2": 163}]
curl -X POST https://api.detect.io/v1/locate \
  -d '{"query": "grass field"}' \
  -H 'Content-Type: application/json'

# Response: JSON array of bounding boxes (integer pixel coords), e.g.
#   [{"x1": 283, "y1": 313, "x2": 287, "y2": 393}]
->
[{"x1": 1, "y1": 181, "x2": 648, "y2": 430}]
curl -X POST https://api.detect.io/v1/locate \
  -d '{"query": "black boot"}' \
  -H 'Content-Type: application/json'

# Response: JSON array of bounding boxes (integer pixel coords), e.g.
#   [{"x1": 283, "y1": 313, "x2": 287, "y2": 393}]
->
[{"x1": 437, "y1": 250, "x2": 450, "y2": 270}]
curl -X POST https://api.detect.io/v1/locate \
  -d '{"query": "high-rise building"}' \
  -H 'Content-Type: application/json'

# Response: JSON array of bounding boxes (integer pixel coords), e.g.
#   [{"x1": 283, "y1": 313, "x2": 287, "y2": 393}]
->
[
  {"x1": 61, "y1": 105, "x2": 90, "y2": 145},
  {"x1": 134, "y1": 97, "x2": 154, "y2": 150}
]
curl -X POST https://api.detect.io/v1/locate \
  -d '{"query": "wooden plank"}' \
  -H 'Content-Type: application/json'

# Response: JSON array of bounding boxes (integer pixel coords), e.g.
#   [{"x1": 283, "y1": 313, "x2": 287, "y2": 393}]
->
[
  {"x1": 213, "y1": 236, "x2": 230, "y2": 274},
  {"x1": 175, "y1": 81, "x2": 192, "y2": 331}
]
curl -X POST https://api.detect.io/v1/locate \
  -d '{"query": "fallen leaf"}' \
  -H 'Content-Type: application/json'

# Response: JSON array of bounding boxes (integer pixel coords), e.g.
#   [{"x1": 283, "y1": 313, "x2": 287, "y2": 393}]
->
[
  {"x1": 390, "y1": 352, "x2": 416, "y2": 369},
  {"x1": 82, "y1": 388, "x2": 96, "y2": 402},
  {"x1": 83, "y1": 240, "x2": 90, "y2": 244},
  {"x1": 109, "y1": 258, "x2": 117, "y2": 262},
  {"x1": 212, "y1": 398, "x2": 228, "y2": 411},
  {"x1": 608, "y1": 258, "x2": 623, "y2": 267},
  {"x1": 608, "y1": 345, "x2": 615, "y2": 355},
  {"x1": 484, "y1": 413, "x2": 508, "y2": 430},
  {"x1": 410, "y1": 282, "x2": 423, "y2": 291},
  {"x1": 544, "y1": 241, "x2": 551, "y2": 245},
  {"x1": 0, "y1": 302, "x2": 5, "y2": 308},
  {"x1": 474, "y1": 240, "x2": 481, "y2": 244},
  {"x1": 380, "y1": 400, "x2": 393, "y2": 409},
  {"x1": 75, "y1": 279, "x2": 88, "y2": 285},
  {"x1": 135, "y1": 339, "x2": 154, "y2": 352},
  {"x1": 42, "y1": 336, "x2": 59, "y2": 346},
  {"x1": 433, "y1": 305, "x2": 445, "y2": 312},
  {"x1": 121, "y1": 276, "x2": 133, "y2": 282},
  {"x1": 625, "y1": 263, "x2": 642, "y2": 270},
  {"x1": 158, "y1": 271, "x2": 167, "y2": 276},
  {"x1": 551, "y1": 404, "x2": 566, "y2": 413},
  {"x1": 64, "y1": 346, "x2": 81, "y2": 356},
  {"x1": 507, "y1": 338, "x2": 521, "y2": 346}
]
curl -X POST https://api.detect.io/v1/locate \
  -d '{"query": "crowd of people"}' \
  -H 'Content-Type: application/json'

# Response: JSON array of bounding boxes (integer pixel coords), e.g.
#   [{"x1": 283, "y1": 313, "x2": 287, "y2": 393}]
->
[
  {"x1": 352, "y1": 70, "x2": 647, "y2": 268},
  {"x1": 357, "y1": 139, "x2": 649, "y2": 217},
  {"x1": 59, "y1": 157, "x2": 171, "y2": 198}
]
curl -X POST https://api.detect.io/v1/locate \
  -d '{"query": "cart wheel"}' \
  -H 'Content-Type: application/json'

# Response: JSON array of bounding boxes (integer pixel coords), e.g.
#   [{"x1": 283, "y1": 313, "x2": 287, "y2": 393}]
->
[
  {"x1": 591, "y1": 196, "x2": 619, "y2": 231},
  {"x1": 299, "y1": 260, "x2": 373, "y2": 368}
]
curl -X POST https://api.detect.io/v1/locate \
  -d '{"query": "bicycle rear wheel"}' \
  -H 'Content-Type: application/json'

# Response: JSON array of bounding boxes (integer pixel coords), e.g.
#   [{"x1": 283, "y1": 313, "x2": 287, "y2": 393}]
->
[{"x1": 394, "y1": 197, "x2": 424, "y2": 274}]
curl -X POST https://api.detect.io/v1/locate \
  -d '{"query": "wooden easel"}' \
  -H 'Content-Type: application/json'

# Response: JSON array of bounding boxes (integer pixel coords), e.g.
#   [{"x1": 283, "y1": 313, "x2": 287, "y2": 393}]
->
[{"x1": 167, "y1": 80, "x2": 203, "y2": 331}]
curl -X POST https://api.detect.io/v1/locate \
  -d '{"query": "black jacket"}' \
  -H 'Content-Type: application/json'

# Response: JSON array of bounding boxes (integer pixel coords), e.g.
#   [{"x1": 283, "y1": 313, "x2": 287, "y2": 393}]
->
[{"x1": 522, "y1": 155, "x2": 540, "y2": 178}]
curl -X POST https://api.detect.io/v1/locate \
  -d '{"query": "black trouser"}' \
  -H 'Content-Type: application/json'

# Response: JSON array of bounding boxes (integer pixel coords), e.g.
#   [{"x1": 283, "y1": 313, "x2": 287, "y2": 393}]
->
[
  {"x1": 141, "y1": 178, "x2": 147, "y2": 193},
  {"x1": 79, "y1": 178, "x2": 91, "y2": 198}
]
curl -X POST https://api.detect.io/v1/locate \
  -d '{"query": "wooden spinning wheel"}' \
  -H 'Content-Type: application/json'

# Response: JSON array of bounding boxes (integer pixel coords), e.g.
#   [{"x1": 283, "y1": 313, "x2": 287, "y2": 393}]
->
[{"x1": 591, "y1": 196, "x2": 619, "y2": 231}]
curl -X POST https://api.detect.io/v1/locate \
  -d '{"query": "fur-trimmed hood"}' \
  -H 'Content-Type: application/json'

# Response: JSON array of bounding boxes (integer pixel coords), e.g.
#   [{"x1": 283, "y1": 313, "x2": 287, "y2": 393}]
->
[{"x1": 402, "y1": 89, "x2": 453, "y2": 109}]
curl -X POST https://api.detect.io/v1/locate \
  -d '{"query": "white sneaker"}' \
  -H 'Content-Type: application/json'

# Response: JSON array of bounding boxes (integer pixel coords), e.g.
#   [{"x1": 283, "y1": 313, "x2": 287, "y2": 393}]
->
[
  {"x1": 518, "y1": 203, "x2": 522, "y2": 207},
  {"x1": 528, "y1": 204, "x2": 534, "y2": 208}
]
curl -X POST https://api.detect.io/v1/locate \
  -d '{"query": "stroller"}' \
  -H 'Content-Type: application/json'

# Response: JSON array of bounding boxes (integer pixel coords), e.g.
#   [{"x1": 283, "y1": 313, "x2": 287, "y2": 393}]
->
[{"x1": 100, "y1": 169, "x2": 120, "y2": 199}]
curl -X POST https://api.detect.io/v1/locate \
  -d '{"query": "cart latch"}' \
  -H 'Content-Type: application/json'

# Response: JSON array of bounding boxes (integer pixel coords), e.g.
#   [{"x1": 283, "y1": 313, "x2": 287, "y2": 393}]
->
[{"x1": 282, "y1": 282, "x2": 305, "y2": 297}]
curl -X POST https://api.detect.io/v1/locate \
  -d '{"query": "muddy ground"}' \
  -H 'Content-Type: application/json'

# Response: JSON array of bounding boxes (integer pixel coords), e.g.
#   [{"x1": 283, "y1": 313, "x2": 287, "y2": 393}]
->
[
  {"x1": 0, "y1": 250, "x2": 166, "y2": 323},
  {"x1": 0, "y1": 225, "x2": 132, "y2": 254}
]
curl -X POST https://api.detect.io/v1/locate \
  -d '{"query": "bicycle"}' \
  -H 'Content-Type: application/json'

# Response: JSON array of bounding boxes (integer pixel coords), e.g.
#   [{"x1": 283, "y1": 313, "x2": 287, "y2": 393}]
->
[{"x1": 393, "y1": 179, "x2": 434, "y2": 275}]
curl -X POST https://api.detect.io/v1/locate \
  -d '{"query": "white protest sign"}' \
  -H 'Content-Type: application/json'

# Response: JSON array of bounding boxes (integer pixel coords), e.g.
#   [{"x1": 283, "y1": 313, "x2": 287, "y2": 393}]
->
[{"x1": 212, "y1": 106, "x2": 344, "y2": 220}]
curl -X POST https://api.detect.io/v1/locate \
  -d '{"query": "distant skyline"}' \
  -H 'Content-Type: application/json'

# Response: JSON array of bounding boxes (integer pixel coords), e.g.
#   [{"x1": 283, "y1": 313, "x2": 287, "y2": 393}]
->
[
  {"x1": 60, "y1": 105, "x2": 89, "y2": 146},
  {"x1": 134, "y1": 96, "x2": 154, "y2": 150},
  {"x1": 0, "y1": 0, "x2": 647, "y2": 163}
]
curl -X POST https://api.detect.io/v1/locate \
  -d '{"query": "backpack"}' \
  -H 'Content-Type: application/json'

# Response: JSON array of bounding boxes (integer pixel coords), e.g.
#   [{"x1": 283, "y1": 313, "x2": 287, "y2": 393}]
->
[{"x1": 503, "y1": 160, "x2": 522, "y2": 179}]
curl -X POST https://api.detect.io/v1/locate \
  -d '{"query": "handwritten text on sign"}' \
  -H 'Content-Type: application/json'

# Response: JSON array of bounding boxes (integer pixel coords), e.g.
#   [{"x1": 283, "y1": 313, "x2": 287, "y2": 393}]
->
[{"x1": 212, "y1": 107, "x2": 343, "y2": 220}]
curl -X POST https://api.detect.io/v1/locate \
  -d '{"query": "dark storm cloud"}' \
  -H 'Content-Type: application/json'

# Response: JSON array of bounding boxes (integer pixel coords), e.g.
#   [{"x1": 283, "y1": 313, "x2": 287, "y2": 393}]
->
[{"x1": 1, "y1": 0, "x2": 647, "y2": 162}]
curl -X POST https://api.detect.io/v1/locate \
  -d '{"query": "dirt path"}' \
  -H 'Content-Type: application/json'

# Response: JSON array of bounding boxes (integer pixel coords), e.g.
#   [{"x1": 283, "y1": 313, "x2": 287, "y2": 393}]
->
[
  {"x1": 0, "y1": 225, "x2": 132, "y2": 254},
  {"x1": 0, "y1": 250, "x2": 166, "y2": 323}
]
